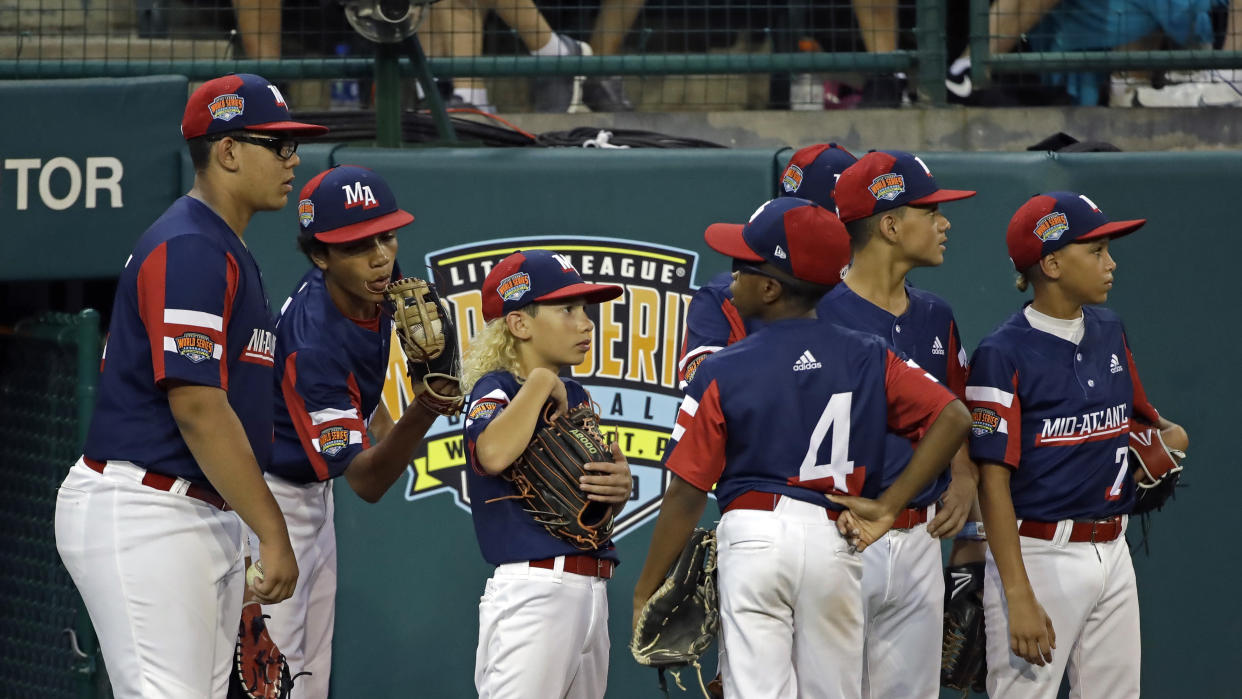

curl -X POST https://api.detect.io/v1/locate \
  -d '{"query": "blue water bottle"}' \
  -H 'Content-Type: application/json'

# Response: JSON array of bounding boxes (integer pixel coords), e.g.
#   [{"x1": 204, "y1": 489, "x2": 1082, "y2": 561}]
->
[{"x1": 331, "y1": 43, "x2": 362, "y2": 110}]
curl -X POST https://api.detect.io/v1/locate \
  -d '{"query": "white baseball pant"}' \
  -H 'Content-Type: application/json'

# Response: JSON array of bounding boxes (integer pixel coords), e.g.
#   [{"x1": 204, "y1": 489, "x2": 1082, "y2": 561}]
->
[
  {"x1": 984, "y1": 520, "x2": 1140, "y2": 699},
  {"x1": 475, "y1": 558, "x2": 610, "y2": 699},
  {"x1": 258, "y1": 475, "x2": 337, "y2": 699},
  {"x1": 861, "y1": 516, "x2": 944, "y2": 699},
  {"x1": 55, "y1": 458, "x2": 244, "y2": 698},
  {"x1": 717, "y1": 496, "x2": 864, "y2": 699}
]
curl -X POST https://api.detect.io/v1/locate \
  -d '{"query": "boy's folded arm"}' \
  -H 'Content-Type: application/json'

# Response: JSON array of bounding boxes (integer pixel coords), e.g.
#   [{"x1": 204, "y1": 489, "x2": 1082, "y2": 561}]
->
[{"x1": 474, "y1": 368, "x2": 560, "y2": 475}]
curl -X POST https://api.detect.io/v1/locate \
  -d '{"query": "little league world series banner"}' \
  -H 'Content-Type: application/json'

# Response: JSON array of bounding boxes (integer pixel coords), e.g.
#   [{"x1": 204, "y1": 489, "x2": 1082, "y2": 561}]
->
[{"x1": 378, "y1": 236, "x2": 703, "y2": 539}]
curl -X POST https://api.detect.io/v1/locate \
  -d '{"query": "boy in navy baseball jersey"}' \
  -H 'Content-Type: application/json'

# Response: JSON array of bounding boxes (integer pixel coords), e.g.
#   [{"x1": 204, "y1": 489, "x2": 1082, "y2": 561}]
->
[
  {"x1": 263, "y1": 165, "x2": 456, "y2": 697},
  {"x1": 54, "y1": 74, "x2": 325, "y2": 697},
  {"x1": 968, "y1": 192, "x2": 1188, "y2": 699},
  {"x1": 830, "y1": 149, "x2": 980, "y2": 698},
  {"x1": 462, "y1": 250, "x2": 634, "y2": 699},
  {"x1": 678, "y1": 143, "x2": 856, "y2": 390},
  {"x1": 634, "y1": 197, "x2": 971, "y2": 698}
]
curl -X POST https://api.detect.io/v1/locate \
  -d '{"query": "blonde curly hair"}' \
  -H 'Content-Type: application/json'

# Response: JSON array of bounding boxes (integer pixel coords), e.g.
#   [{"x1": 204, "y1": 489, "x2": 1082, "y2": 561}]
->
[{"x1": 461, "y1": 317, "x2": 524, "y2": 395}]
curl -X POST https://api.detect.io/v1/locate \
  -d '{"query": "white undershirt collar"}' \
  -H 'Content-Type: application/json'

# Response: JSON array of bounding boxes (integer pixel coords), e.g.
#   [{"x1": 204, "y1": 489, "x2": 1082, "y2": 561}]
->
[{"x1": 1024, "y1": 305, "x2": 1085, "y2": 345}]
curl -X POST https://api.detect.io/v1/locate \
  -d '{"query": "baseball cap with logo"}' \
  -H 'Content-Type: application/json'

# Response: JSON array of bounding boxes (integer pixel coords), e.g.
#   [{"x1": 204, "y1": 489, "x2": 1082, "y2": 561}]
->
[
  {"x1": 704, "y1": 197, "x2": 852, "y2": 287},
  {"x1": 297, "y1": 166, "x2": 414, "y2": 244},
  {"x1": 1006, "y1": 191, "x2": 1145, "y2": 272},
  {"x1": 834, "y1": 150, "x2": 976, "y2": 224},
  {"x1": 481, "y1": 250, "x2": 624, "y2": 322},
  {"x1": 777, "y1": 143, "x2": 858, "y2": 212},
  {"x1": 181, "y1": 73, "x2": 328, "y2": 140}
]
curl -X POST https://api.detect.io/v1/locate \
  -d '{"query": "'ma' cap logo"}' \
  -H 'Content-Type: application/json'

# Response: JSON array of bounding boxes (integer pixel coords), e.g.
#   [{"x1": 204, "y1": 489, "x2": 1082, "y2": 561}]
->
[
  {"x1": 1033, "y1": 211, "x2": 1069, "y2": 242},
  {"x1": 266, "y1": 83, "x2": 287, "y2": 107},
  {"x1": 208, "y1": 94, "x2": 245, "y2": 121},
  {"x1": 496, "y1": 272, "x2": 531, "y2": 302},
  {"x1": 551, "y1": 253, "x2": 577, "y2": 273},
  {"x1": 342, "y1": 182, "x2": 379, "y2": 210},
  {"x1": 869, "y1": 173, "x2": 905, "y2": 201},
  {"x1": 298, "y1": 199, "x2": 315, "y2": 228},
  {"x1": 781, "y1": 164, "x2": 804, "y2": 193}
]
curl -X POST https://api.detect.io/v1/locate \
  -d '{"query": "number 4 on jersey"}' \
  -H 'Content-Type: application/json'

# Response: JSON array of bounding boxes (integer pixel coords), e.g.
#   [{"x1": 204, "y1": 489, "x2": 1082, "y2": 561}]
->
[{"x1": 797, "y1": 392, "x2": 857, "y2": 491}]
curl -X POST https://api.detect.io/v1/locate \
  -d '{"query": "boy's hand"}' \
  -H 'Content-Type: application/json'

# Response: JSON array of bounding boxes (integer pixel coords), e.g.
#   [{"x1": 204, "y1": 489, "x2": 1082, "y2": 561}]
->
[
  {"x1": 826, "y1": 493, "x2": 897, "y2": 553},
  {"x1": 581, "y1": 442, "x2": 633, "y2": 504}
]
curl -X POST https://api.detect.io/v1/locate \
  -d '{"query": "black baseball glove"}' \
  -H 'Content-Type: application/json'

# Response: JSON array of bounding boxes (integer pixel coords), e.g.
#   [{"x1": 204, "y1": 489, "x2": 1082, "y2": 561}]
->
[{"x1": 941, "y1": 562, "x2": 987, "y2": 695}]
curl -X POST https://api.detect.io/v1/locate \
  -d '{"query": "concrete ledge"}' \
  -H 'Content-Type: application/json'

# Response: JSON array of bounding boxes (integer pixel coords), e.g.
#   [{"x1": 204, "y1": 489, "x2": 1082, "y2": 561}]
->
[
  {"x1": 495, "y1": 106, "x2": 1242, "y2": 152},
  {"x1": 0, "y1": 33, "x2": 230, "y2": 60}
]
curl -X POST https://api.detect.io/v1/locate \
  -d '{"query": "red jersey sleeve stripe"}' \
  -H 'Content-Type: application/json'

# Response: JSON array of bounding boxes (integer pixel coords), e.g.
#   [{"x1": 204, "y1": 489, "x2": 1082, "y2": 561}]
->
[
  {"x1": 664, "y1": 379, "x2": 727, "y2": 492},
  {"x1": 345, "y1": 373, "x2": 371, "y2": 450},
  {"x1": 1003, "y1": 370, "x2": 1023, "y2": 466},
  {"x1": 219, "y1": 252, "x2": 240, "y2": 391},
  {"x1": 280, "y1": 352, "x2": 334, "y2": 481},
  {"x1": 1123, "y1": 340, "x2": 1160, "y2": 425},
  {"x1": 136, "y1": 242, "x2": 169, "y2": 385}
]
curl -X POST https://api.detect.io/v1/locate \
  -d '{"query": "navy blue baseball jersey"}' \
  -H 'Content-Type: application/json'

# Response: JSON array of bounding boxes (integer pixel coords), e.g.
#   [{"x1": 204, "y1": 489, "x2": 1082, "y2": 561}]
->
[
  {"x1": 966, "y1": 305, "x2": 1160, "y2": 521},
  {"x1": 678, "y1": 272, "x2": 763, "y2": 389},
  {"x1": 463, "y1": 371, "x2": 619, "y2": 566},
  {"x1": 818, "y1": 282, "x2": 967, "y2": 507},
  {"x1": 665, "y1": 318, "x2": 957, "y2": 511},
  {"x1": 270, "y1": 267, "x2": 393, "y2": 483},
  {"x1": 83, "y1": 196, "x2": 277, "y2": 486}
]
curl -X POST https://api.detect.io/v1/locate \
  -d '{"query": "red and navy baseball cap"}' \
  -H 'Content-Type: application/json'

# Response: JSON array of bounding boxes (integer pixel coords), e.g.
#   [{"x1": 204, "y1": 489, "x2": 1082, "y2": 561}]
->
[
  {"x1": 704, "y1": 197, "x2": 852, "y2": 287},
  {"x1": 481, "y1": 250, "x2": 623, "y2": 321},
  {"x1": 297, "y1": 166, "x2": 414, "y2": 244},
  {"x1": 1007, "y1": 191, "x2": 1145, "y2": 272},
  {"x1": 181, "y1": 74, "x2": 328, "y2": 140},
  {"x1": 777, "y1": 143, "x2": 857, "y2": 212},
  {"x1": 834, "y1": 150, "x2": 976, "y2": 223}
]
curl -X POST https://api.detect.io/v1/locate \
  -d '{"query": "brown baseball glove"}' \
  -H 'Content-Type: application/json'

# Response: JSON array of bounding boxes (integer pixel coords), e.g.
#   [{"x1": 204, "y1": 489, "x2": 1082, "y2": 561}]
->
[
  {"x1": 490, "y1": 404, "x2": 616, "y2": 550},
  {"x1": 385, "y1": 277, "x2": 463, "y2": 416},
  {"x1": 227, "y1": 602, "x2": 305, "y2": 699}
]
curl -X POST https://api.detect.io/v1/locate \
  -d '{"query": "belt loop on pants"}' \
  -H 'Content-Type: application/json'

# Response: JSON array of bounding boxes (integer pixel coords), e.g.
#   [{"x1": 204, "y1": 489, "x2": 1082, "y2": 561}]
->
[
  {"x1": 528, "y1": 554, "x2": 614, "y2": 579},
  {"x1": 722, "y1": 490, "x2": 841, "y2": 521},
  {"x1": 1017, "y1": 515, "x2": 1125, "y2": 543},
  {"x1": 81, "y1": 457, "x2": 232, "y2": 512}
]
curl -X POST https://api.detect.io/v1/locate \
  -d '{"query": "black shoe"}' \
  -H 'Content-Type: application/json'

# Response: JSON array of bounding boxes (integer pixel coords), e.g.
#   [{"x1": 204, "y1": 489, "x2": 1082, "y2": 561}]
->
[
  {"x1": 860, "y1": 73, "x2": 908, "y2": 107},
  {"x1": 532, "y1": 35, "x2": 590, "y2": 113},
  {"x1": 583, "y1": 75, "x2": 635, "y2": 112}
]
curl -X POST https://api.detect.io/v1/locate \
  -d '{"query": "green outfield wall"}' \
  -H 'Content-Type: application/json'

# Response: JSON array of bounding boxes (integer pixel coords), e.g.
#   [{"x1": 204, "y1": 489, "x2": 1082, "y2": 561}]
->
[{"x1": 1, "y1": 77, "x2": 1233, "y2": 697}]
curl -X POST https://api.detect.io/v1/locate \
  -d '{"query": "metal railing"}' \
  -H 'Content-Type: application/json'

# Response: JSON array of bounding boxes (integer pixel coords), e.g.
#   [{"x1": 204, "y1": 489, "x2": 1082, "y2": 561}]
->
[{"x1": 4, "y1": 0, "x2": 1242, "y2": 111}]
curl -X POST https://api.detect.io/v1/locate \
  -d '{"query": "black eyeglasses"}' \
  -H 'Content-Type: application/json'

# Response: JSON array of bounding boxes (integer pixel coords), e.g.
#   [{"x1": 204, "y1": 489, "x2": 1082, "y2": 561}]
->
[
  {"x1": 214, "y1": 134, "x2": 299, "y2": 160},
  {"x1": 731, "y1": 260, "x2": 783, "y2": 282}
]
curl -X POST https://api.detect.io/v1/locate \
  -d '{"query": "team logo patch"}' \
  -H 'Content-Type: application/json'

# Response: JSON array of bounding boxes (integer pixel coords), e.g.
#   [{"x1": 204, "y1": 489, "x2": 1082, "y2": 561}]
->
[
  {"x1": 298, "y1": 199, "x2": 315, "y2": 228},
  {"x1": 207, "y1": 94, "x2": 245, "y2": 122},
  {"x1": 174, "y1": 332, "x2": 215, "y2": 364},
  {"x1": 468, "y1": 400, "x2": 503, "y2": 421},
  {"x1": 496, "y1": 272, "x2": 531, "y2": 303},
  {"x1": 683, "y1": 354, "x2": 708, "y2": 384},
  {"x1": 781, "y1": 164, "x2": 804, "y2": 193},
  {"x1": 1033, "y1": 212, "x2": 1069, "y2": 242},
  {"x1": 868, "y1": 173, "x2": 905, "y2": 201},
  {"x1": 971, "y1": 406, "x2": 1001, "y2": 437},
  {"x1": 318, "y1": 425, "x2": 350, "y2": 456}
]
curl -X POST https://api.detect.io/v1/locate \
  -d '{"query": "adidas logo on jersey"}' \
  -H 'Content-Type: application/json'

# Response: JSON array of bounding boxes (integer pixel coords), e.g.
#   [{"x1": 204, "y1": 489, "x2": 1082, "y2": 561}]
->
[
  {"x1": 774, "y1": 245, "x2": 787, "y2": 259},
  {"x1": 792, "y1": 350, "x2": 822, "y2": 371},
  {"x1": 932, "y1": 336, "x2": 945, "y2": 356},
  {"x1": 1110, "y1": 353, "x2": 1123, "y2": 374}
]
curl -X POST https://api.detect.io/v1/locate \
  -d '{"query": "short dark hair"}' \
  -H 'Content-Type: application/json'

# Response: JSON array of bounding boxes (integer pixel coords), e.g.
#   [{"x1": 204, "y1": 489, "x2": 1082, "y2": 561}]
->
[
  {"x1": 187, "y1": 130, "x2": 246, "y2": 172},
  {"x1": 753, "y1": 262, "x2": 832, "y2": 311},
  {"x1": 297, "y1": 234, "x2": 328, "y2": 264},
  {"x1": 845, "y1": 207, "x2": 908, "y2": 251}
]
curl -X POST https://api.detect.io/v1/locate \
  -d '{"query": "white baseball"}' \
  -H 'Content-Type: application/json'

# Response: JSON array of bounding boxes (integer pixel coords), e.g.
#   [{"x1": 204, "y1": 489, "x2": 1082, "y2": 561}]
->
[{"x1": 246, "y1": 560, "x2": 264, "y2": 589}]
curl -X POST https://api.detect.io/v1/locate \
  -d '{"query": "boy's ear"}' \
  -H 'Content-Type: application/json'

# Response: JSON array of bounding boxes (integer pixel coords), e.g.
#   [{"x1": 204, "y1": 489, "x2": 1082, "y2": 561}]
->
[
  {"x1": 759, "y1": 277, "x2": 784, "y2": 305},
  {"x1": 505, "y1": 310, "x2": 533, "y2": 340},
  {"x1": 1038, "y1": 252, "x2": 1062, "y2": 281}
]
